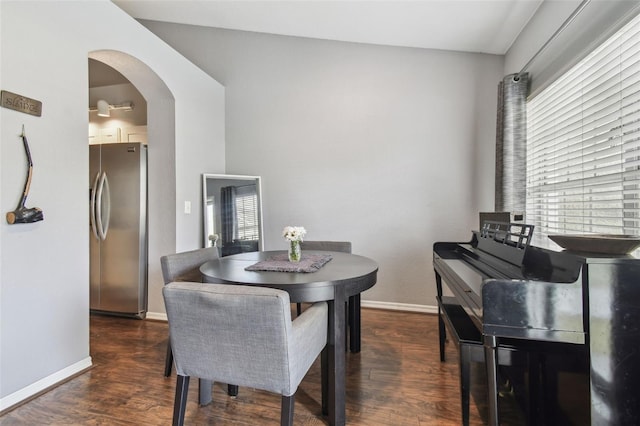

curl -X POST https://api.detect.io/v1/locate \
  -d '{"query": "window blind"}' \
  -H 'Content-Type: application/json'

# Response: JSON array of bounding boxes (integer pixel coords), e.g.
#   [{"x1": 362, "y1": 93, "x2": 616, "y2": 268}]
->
[
  {"x1": 526, "y1": 12, "x2": 640, "y2": 238},
  {"x1": 235, "y1": 186, "x2": 259, "y2": 240}
]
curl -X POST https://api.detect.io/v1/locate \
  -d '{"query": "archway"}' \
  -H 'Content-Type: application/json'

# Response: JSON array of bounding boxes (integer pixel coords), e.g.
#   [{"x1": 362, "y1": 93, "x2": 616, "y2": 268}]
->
[{"x1": 88, "y1": 50, "x2": 176, "y2": 318}]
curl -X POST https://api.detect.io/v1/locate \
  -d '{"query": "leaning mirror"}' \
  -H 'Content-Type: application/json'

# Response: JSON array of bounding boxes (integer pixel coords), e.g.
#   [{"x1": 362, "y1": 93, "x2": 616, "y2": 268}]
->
[{"x1": 202, "y1": 174, "x2": 264, "y2": 256}]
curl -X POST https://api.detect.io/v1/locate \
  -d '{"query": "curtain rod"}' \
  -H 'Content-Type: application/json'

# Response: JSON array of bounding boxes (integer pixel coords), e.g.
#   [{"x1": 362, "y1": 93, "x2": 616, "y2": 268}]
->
[{"x1": 516, "y1": 0, "x2": 591, "y2": 80}]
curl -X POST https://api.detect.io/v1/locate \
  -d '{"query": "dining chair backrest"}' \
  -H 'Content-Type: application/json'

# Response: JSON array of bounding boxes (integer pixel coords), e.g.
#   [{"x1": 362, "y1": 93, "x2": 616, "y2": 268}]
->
[
  {"x1": 160, "y1": 246, "x2": 218, "y2": 284},
  {"x1": 159, "y1": 246, "x2": 220, "y2": 378},
  {"x1": 299, "y1": 240, "x2": 363, "y2": 353},
  {"x1": 300, "y1": 241, "x2": 352, "y2": 253}
]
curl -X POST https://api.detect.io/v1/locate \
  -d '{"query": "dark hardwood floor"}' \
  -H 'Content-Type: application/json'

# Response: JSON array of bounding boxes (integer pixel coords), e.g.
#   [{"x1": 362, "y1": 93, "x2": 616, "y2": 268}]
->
[{"x1": 0, "y1": 308, "x2": 522, "y2": 425}]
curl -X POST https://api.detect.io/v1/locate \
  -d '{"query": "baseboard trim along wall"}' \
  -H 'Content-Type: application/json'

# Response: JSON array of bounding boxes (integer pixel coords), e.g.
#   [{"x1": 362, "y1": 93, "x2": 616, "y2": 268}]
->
[
  {"x1": 145, "y1": 311, "x2": 169, "y2": 321},
  {"x1": 362, "y1": 300, "x2": 438, "y2": 314},
  {"x1": 0, "y1": 356, "x2": 93, "y2": 415},
  {"x1": 146, "y1": 301, "x2": 438, "y2": 322}
]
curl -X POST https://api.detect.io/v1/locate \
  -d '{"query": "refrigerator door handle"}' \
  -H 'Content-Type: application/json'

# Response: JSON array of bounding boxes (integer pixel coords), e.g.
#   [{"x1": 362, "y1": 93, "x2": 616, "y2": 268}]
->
[
  {"x1": 90, "y1": 172, "x2": 100, "y2": 241},
  {"x1": 96, "y1": 171, "x2": 111, "y2": 240}
]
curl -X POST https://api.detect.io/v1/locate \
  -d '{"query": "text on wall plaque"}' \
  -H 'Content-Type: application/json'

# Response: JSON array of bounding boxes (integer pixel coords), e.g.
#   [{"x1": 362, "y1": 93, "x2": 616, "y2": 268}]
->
[{"x1": 1, "y1": 90, "x2": 42, "y2": 117}]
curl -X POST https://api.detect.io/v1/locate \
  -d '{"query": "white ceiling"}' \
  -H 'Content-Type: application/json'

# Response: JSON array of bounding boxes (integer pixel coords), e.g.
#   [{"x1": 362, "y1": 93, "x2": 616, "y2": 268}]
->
[{"x1": 112, "y1": 0, "x2": 543, "y2": 55}]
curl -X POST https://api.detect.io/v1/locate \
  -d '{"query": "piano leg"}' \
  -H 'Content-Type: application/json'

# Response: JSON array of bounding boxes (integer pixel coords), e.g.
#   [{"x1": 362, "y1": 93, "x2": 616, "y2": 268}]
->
[
  {"x1": 484, "y1": 334, "x2": 500, "y2": 426},
  {"x1": 438, "y1": 306, "x2": 446, "y2": 362},
  {"x1": 435, "y1": 272, "x2": 446, "y2": 362}
]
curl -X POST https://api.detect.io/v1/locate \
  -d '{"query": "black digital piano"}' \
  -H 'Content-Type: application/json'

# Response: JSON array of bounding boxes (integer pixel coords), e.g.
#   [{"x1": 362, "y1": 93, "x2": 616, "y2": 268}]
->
[{"x1": 433, "y1": 222, "x2": 640, "y2": 425}]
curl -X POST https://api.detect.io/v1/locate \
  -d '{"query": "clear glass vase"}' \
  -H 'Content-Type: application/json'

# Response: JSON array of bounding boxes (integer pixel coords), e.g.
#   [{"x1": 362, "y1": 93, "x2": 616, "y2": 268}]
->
[{"x1": 288, "y1": 240, "x2": 302, "y2": 262}]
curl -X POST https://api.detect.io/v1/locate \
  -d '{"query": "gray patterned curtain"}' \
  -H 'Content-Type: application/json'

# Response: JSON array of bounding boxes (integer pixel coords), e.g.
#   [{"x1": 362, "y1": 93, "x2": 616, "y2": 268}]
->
[
  {"x1": 495, "y1": 73, "x2": 529, "y2": 213},
  {"x1": 220, "y1": 186, "x2": 237, "y2": 245}
]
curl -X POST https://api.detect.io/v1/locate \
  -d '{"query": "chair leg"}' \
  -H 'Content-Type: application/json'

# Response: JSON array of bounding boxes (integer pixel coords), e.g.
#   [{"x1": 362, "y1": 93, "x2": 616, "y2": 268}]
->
[
  {"x1": 199, "y1": 379, "x2": 213, "y2": 406},
  {"x1": 296, "y1": 302, "x2": 302, "y2": 316},
  {"x1": 345, "y1": 302, "x2": 349, "y2": 351},
  {"x1": 227, "y1": 384, "x2": 239, "y2": 396},
  {"x1": 164, "y1": 339, "x2": 173, "y2": 377},
  {"x1": 281, "y1": 394, "x2": 295, "y2": 426},
  {"x1": 348, "y1": 294, "x2": 361, "y2": 353},
  {"x1": 173, "y1": 375, "x2": 190, "y2": 426}
]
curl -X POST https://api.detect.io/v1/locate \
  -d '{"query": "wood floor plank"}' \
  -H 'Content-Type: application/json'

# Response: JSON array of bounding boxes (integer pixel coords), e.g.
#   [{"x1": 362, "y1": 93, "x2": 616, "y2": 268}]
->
[{"x1": 0, "y1": 309, "x2": 497, "y2": 425}]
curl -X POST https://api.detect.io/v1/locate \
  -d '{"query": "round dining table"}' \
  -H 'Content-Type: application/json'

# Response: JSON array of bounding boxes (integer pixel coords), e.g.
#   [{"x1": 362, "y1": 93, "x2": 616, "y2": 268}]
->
[{"x1": 200, "y1": 250, "x2": 378, "y2": 426}]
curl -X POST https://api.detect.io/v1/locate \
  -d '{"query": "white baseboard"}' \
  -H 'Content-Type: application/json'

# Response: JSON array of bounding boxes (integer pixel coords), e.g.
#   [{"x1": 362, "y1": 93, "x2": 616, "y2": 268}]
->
[
  {"x1": 361, "y1": 300, "x2": 438, "y2": 314},
  {"x1": 146, "y1": 301, "x2": 438, "y2": 322},
  {"x1": 0, "y1": 356, "x2": 93, "y2": 414},
  {"x1": 145, "y1": 311, "x2": 167, "y2": 321}
]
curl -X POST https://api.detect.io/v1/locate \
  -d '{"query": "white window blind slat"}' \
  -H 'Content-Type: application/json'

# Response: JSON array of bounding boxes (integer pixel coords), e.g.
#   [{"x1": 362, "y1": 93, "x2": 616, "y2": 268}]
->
[{"x1": 526, "y1": 13, "x2": 640, "y2": 238}]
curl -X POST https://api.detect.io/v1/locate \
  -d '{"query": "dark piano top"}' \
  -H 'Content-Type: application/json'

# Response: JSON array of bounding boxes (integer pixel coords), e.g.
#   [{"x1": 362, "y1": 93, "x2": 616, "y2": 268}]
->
[{"x1": 433, "y1": 225, "x2": 640, "y2": 345}]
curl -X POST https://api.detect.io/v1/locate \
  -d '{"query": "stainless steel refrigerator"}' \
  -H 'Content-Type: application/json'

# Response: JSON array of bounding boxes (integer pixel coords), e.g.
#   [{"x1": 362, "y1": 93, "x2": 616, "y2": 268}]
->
[{"x1": 90, "y1": 142, "x2": 147, "y2": 319}]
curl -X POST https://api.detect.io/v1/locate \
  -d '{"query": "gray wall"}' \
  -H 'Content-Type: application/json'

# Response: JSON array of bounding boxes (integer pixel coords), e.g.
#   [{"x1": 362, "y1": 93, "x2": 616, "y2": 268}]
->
[
  {"x1": 0, "y1": 1, "x2": 224, "y2": 408},
  {"x1": 141, "y1": 22, "x2": 504, "y2": 309}
]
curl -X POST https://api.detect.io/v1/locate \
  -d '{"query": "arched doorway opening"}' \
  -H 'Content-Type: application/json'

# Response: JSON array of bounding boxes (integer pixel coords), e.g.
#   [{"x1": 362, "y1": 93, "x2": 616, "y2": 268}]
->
[{"x1": 88, "y1": 50, "x2": 176, "y2": 320}]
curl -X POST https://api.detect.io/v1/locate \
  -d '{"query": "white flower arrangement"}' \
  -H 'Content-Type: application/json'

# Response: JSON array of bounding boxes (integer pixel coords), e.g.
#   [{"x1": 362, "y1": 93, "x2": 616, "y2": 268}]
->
[{"x1": 282, "y1": 226, "x2": 307, "y2": 242}]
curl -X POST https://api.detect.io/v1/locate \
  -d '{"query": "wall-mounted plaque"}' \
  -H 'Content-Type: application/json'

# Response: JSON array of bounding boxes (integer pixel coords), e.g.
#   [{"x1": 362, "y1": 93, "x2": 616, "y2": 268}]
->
[{"x1": 1, "y1": 90, "x2": 42, "y2": 117}]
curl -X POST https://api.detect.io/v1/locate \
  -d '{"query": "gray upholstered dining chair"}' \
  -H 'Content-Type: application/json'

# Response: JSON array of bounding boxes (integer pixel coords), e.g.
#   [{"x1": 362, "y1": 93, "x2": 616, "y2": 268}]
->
[
  {"x1": 163, "y1": 281, "x2": 328, "y2": 426},
  {"x1": 297, "y1": 241, "x2": 351, "y2": 316},
  {"x1": 299, "y1": 240, "x2": 352, "y2": 253},
  {"x1": 160, "y1": 246, "x2": 219, "y2": 377},
  {"x1": 299, "y1": 241, "x2": 362, "y2": 352}
]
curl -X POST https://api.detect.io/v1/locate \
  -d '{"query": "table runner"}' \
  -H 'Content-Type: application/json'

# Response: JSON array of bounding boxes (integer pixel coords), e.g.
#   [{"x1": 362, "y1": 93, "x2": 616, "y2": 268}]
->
[{"x1": 245, "y1": 253, "x2": 332, "y2": 273}]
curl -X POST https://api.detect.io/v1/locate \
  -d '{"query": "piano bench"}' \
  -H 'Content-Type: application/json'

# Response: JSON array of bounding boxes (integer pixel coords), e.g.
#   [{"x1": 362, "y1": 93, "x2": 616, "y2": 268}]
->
[
  {"x1": 438, "y1": 296, "x2": 532, "y2": 425},
  {"x1": 437, "y1": 296, "x2": 483, "y2": 425}
]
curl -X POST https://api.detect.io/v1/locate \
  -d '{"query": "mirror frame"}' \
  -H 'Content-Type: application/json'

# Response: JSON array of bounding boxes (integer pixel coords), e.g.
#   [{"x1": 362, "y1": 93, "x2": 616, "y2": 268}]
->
[{"x1": 202, "y1": 173, "x2": 264, "y2": 253}]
